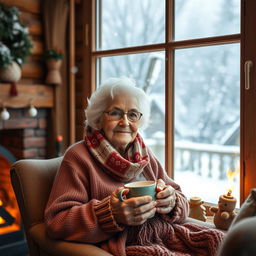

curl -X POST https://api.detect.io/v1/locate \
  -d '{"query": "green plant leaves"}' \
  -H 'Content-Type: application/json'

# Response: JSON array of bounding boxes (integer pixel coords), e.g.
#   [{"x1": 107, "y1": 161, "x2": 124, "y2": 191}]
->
[{"x1": 0, "y1": 3, "x2": 33, "y2": 67}]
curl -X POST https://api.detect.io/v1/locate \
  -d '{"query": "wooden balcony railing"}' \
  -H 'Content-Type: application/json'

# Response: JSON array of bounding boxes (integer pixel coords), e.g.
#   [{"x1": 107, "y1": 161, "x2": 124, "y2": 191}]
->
[{"x1": 147, "y1": 139, "x2": 240, "y2": 180}]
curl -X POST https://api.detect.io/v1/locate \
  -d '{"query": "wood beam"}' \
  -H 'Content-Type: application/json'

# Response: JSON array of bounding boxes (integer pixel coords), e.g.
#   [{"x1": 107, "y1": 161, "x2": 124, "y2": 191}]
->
[
  {"x1": 0, "y1": 84, "x2": 53, "y2": 108},
  {"x1": 0, "y1": 0, "x2": 41, "y2": 14}
]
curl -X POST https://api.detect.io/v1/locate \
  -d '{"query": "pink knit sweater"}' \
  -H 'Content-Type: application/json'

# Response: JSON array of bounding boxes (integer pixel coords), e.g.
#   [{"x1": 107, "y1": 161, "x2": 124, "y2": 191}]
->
[{"x1": 45, "y1": 141, "x2": 224, "y2": 256}]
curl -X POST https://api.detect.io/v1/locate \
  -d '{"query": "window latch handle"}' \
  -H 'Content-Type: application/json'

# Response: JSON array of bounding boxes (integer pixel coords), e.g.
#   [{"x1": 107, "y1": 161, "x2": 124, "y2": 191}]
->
[{"x1": 245, "y1": 60, "x2": 253, "y2": 90}]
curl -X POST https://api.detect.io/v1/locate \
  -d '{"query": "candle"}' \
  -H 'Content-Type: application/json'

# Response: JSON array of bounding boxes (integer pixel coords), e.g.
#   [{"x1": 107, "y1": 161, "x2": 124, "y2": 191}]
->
[
  {"x1": 223, "y1": 189, "x2": 235, "y2": 199},
  {"x1": 210, "y1": 192, "x2": 237, "y2": 230}
]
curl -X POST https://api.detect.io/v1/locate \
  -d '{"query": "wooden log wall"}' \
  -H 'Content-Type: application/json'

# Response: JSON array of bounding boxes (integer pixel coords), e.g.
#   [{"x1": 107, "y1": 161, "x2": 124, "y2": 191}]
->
[
  {"x1": 1, "y1": 0, "x2": 86, "y2": 147},
  {"x1": 0, "y1": 0, "x2": 45, "y2": 84},
  {"x1": 0, "y1": 0, "x2": 53, "y2": 108},
  {"x1": 0, "y1": 0, "x2": 54, "y2": 159}
]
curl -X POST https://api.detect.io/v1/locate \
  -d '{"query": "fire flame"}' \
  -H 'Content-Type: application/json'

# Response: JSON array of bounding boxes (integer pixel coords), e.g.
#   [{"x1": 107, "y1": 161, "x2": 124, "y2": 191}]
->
[
  {"x1": 226, "y1": 167, "x2": 239, "y2": 195},
  {"x1": 0, "y1": 199, "x2": 4, "y2": 224}
]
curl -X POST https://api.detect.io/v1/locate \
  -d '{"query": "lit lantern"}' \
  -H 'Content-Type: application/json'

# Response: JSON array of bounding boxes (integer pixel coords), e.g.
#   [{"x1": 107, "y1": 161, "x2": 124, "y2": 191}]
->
[{"x1": 210, "y1": 168, "x2": 239, "y2": 230}]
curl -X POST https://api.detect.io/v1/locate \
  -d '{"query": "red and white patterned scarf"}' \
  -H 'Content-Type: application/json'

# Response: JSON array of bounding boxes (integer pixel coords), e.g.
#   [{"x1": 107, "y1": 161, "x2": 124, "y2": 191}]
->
[{"x1": 84, "y1": 126, "x2": 149, "y2": 182}]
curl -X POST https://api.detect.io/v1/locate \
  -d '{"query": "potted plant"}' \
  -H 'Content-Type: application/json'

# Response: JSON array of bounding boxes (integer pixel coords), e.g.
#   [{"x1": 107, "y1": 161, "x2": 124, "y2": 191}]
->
[
  {"x1": 44, "y1": 49, "x2": 64, "y2": 60},
  {"x1": 0, "y1": 43, "x2": 13, "y2": 68},
  {"x1": 44, "y1": 48, "x2": 64, "y2": 85},
  {"x1": 0, "y1": 3, "x2": 33, "y2": 95}
]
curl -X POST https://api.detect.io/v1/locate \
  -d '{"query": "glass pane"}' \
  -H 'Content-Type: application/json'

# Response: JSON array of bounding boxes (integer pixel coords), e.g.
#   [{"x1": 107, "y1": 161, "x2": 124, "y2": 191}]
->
[
  {"x1": 175, "y1": 0, "x2": 240, "y2": 41},
  {"x1": 97, "y1": 0, "x2": 165, "y2": 50},
  {"x1": 97, "y1": 52, "x2": 165, "y2": 165},
  {"x1": 174, "y1": 44, "x2": 240, "y2": 205}
]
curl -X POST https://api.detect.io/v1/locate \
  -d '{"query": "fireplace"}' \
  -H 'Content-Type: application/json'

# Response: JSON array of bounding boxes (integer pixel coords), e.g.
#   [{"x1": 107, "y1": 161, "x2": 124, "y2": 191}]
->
[
  {"x1": 0, "y1": 108, "x2": 49, "y2": 255},
  {"x1": 0, "y1": 146, "x2": 28, "y2": 256}
]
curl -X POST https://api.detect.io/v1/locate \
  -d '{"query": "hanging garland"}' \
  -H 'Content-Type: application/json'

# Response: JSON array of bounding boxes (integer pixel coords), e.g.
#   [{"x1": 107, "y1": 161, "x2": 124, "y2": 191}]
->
[{"x1": 0, "y1": 3, "x2": 33, "y2": 95}]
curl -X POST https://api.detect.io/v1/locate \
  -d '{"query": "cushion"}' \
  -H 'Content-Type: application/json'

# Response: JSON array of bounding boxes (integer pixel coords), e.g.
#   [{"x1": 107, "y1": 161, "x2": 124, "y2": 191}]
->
[{"x1": 229, "y1": 188, "x2": 256, "y2": 229}]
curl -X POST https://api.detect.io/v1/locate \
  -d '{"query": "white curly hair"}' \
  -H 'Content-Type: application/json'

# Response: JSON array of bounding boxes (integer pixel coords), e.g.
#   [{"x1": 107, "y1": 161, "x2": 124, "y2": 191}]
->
[{"x1": 85, "y1": 77, "x2": 150, "y2": 130}]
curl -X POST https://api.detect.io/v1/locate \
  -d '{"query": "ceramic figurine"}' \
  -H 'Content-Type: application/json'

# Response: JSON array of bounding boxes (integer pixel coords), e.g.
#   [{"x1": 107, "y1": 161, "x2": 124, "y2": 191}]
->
[
  {"x1": 210, "y1": 192, "x2": 237, "y2": 230},
  {"x1": 189, "y1": 196, "x2": 207, "y2": 222}
]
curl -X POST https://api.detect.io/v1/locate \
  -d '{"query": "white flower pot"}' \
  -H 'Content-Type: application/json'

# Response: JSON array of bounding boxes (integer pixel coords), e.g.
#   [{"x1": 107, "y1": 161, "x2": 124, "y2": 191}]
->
[{"x1": 0, "y1": 61, "x2": 21, "y2": 82}]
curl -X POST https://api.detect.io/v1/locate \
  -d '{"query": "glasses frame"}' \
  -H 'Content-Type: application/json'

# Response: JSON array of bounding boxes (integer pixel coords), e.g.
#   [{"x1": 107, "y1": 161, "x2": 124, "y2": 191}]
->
[{"x1": 103, "y1": 109, "x2": 143, "y2": 122}]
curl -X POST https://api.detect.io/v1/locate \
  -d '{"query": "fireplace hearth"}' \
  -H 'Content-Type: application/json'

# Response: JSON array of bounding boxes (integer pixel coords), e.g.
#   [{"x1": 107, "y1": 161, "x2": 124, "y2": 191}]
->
[
  {"x1": 0, "y1": 108, "x2": 49, "y2": 255},
  {"x1": 0, "y1": 146, "x2": 28, "y2": 256}
]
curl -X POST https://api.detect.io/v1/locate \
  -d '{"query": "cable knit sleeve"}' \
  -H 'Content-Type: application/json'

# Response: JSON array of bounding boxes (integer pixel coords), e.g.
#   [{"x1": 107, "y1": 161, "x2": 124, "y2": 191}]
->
[
  {"x1": 94, "y1": 196, "x2": 124, "y2": 232},
  {"x1": 44, "y1": 142, "x2": 124, "y2": 244}
]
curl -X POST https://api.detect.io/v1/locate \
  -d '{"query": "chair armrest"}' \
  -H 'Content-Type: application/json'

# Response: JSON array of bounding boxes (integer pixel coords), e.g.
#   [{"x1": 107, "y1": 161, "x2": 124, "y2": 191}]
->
[
  {"x1": 28, "y1": 223, "x2": 113, "y2": 256},
  {"x1": 217, "y1": 217, "x2": 256, "y2": 256}
]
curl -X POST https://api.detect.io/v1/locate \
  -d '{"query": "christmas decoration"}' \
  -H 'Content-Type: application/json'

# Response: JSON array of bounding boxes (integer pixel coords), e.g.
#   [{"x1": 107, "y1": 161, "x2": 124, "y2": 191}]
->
[
  {"x1": 0, "y1": 3, "x2": 33, "y2": 95},
  {"x1": 210, "y1": 191, "x2": 237, "y2": 230}
]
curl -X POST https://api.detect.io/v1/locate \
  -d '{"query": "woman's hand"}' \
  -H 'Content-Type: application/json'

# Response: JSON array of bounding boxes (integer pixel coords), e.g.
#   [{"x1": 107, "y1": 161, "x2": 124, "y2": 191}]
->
[
  {"x1": 155, "y1": 179, "x2": 176, "y2": 214},
  {"x1": 110, "y1": 188, "x2": 157, "y2": 226}
]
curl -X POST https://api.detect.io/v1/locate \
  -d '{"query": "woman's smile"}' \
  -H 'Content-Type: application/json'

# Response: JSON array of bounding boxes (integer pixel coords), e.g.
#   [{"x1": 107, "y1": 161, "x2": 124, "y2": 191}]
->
[{"x1": 99, "y1": 93, "x2": 139, "y2": 153}]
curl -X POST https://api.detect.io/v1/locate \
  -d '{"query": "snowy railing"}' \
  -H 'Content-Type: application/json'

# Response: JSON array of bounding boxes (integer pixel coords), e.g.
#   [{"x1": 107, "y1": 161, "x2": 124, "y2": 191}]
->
[
  {"x1": 147, "y1": 139, "x2": 240, "y2": 180},
  {"x1": 174, "y1": 141, "x2": 240, "y2": 180}
]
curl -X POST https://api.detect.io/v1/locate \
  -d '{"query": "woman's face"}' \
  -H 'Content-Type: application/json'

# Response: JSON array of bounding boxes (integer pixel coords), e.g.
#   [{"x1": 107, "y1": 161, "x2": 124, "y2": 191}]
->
[{"x1": 99, "y1": 93, "x2": 140, "y2": 153}]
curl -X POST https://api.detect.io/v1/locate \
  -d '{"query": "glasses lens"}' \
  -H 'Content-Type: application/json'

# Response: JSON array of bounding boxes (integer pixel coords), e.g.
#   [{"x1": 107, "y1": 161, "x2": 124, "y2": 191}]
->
[
  {"x1": 108, "y1": 109, "x2": 123, "y2": 120},
  {"x1": 127, "y1": 111, "x2": 140, "y2": 121}
]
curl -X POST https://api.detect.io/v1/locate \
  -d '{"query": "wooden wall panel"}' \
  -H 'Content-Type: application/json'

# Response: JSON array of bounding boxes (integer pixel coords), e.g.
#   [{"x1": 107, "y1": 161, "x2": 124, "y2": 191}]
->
[
  {"x1": 31, "y1": 40, "x2": 43, "y2": 56},
  {"x1": 0, "y1": 0, "x2": 41, "y2": 14},
  {"x1": 76, "y1": 44, "x2": 83, "y2": 60},
  {"x1": 20, "y1": 12, "x2": 43, "y2": 36},
  {"x1": 21, "y1": 62, "x2": 44, "y2": 79},
  {"x1": 0, "y1": 0, "x2": 55, "y2": 158},
  {"x1": 76, "y1": 125, "x2": 84, "y2": 140},
  {"x1": 0, "y1": 84, "x2": 53, "y2": 108},
  {"x1": 75, "y1": 78, "x2": 84, "y2": 92},
  {"x1": 0, "y1": 0, "x2": 45, "y2": 83},
  {"x1": 76, "y1": 109, "x2": 85, "y2": 127},
  {"x1": 75, "y1": 92, "x2": 86, "y2": 108}
]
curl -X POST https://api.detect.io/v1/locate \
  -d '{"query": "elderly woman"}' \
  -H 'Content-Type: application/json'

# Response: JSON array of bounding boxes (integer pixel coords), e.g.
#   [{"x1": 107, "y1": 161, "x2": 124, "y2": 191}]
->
[{"x1": 45, "y1": 77, "x2": 224, "y2": 256}]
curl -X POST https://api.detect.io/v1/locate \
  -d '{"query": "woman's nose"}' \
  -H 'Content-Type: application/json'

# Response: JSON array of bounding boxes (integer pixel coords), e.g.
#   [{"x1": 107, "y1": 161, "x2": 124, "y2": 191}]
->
[{"x1": 119, "y1": 114, "x2": 130, "y2": 126}]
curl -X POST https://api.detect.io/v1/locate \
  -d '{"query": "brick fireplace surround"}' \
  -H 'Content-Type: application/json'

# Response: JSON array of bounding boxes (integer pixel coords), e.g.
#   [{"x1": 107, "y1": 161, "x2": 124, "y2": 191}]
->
[
  {"x1": 0, "y1": 107, "x2": 49, "y2": 256},
  {"x1": 0, "y1": 108, "x2": 49, "y2": 159}
]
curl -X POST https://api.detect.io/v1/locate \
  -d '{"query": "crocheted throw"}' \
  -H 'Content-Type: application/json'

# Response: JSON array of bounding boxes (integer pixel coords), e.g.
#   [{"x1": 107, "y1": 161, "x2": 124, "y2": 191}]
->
[
  {"x1": 124, "y1": 219, "x2": 224, "y2": 256},
  {"x1": 84, "y1": 126, "x2": 149, "y2": 182},
  {"x1": 102, "y1": 195, "x2": 224, "y2": 256}
]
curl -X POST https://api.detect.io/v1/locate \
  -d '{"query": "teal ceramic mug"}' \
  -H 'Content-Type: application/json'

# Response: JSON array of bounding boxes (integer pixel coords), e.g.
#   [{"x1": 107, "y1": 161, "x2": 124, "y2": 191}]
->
[{"x1": 118, "y1": 180, "x2": 156, "y2": 202}]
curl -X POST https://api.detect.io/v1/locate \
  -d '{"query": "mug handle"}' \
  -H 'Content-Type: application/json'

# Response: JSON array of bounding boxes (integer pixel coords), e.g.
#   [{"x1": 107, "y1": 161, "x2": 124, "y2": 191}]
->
[{"x1": 117, "y1": 188, "x2": 127, "y2": 202}]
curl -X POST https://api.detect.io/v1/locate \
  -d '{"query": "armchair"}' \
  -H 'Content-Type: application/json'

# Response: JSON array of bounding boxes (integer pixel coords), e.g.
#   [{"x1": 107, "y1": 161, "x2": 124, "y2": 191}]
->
[{"x1": 10, "y1": 157, "x2": 112, "y2": 256}]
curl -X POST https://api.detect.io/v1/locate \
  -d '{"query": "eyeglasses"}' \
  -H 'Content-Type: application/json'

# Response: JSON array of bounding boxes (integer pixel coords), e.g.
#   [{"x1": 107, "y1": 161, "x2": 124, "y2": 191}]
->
[{"x1": 103, "y1": 109, "x2": 143, "y2": 122}]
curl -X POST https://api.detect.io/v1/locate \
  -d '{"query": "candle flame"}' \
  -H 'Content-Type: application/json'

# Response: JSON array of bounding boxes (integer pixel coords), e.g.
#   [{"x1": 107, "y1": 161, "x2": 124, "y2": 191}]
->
[{"x1": 226, "y1": 167, "x2": 239, "y2": 195}]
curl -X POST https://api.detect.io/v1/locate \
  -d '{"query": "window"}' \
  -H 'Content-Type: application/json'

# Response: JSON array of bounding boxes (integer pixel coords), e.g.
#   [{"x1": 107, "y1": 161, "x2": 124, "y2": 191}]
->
[{"x1": 83, "y1": 0, "x2": 256, "y2": 206}]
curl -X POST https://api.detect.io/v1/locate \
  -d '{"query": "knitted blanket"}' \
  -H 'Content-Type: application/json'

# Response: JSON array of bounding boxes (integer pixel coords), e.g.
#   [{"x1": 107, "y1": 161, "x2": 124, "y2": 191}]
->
[
  {"x1": 126, "y1": 218, "x2": 224, "y2": 256},
  {"x1": 103, "y1": 217, "x2": 224, "y2": 256},
  {"x1": 102, "y1": 194, "x2": 224, "y2": 256}
]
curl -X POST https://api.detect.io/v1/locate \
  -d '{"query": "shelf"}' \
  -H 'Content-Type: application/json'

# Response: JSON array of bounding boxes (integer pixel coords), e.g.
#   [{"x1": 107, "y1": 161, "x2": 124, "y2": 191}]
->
[{"x1": 0, "y1": 84, "x2": 54, "y2": 108}]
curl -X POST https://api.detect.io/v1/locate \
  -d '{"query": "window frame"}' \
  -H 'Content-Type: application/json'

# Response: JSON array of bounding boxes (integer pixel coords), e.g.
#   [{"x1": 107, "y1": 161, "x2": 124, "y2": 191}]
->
[{"x1": 81, "y1": 0, "x2": 254, "y2": 205}]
